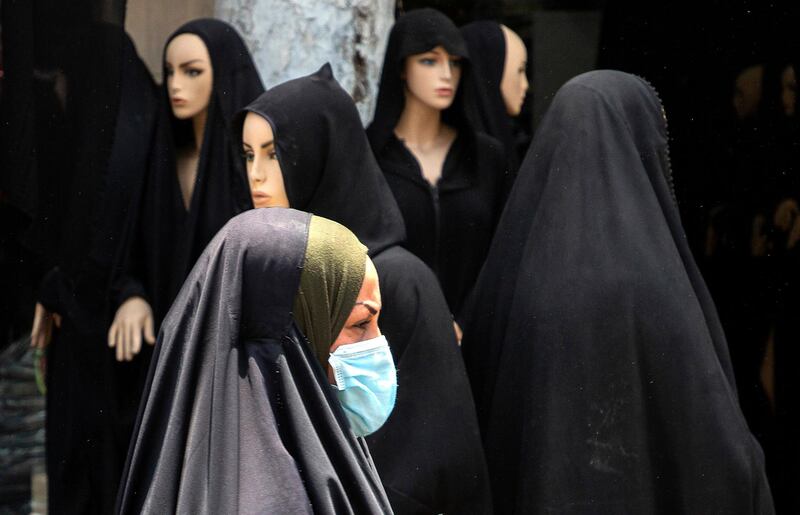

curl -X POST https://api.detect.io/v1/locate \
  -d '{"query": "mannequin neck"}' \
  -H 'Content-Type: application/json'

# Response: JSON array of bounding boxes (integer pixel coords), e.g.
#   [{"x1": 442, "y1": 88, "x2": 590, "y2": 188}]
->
[
  {"x1": 192, "y1": 108, "x2": 208, "y2": 150},
  {"x1": 395, "y1": 93, "x2": 445, "y2": 149}
]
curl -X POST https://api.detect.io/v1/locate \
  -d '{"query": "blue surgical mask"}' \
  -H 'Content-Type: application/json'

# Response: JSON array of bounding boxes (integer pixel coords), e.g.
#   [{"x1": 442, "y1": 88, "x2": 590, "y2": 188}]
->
[{"x1": 328, "y1": 334, "x2": 397, "y2": 437}]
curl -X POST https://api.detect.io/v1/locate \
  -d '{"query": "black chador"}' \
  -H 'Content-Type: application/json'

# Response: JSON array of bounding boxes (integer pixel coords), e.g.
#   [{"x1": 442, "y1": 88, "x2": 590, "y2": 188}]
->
[
  {"x1": 118, "y1": 19, "x2": 264, "y2": 327},
  {"x1": 233, "y1": 64, "x2": 492, "y2": 515},
  {"x1": 367, "y1": 9, "x2": 507, "y2": 318},
  {"x1": 461, "y1": 70, "x2": 775, "y2": 514}
]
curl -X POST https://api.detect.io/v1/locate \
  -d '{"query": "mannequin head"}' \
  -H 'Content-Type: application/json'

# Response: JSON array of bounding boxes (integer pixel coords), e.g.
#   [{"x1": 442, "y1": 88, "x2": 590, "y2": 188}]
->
[
  {"x1": 782, "y1": 64, "x2": 796, "y2": 117},
  {"x1": 241, "y1": 112, "x2": 290, "y2": 208},
  {"x1": 402, "y1": 45, "x2": 462, "y2": 111},
  {"x1": 165, "y1": 33, "x2": 213, "y2": 120},
  {"x1": 500, "y1": 26, "x2": 528, "y2": 116}
]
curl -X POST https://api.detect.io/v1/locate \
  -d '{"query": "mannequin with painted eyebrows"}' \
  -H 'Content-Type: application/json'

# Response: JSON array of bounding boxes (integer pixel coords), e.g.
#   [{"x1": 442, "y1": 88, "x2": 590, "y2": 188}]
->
[{"x1": 108, "y1": 19, "x2": 263, "y2": 362}]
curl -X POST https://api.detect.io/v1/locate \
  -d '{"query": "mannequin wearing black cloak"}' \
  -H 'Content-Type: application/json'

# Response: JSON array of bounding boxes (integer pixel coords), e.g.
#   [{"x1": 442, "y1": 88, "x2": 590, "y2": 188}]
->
[
  {"x1": 233, "y1": 64, "x2": 492, "y2": 514},
  {"x1": 114, "y1": 19, "x2": 264, "y2": 343},
  {"x1": 462, "y1": 70, "x2": 774, "y2": 514},
  {"x1": 28, "y1": 29, "x2": 160, "y2": 514},
  {"x1": 460, "y1": 21, "x2": 529, "y2": 178},
  {"x1": 117, "y1": 208, "x2": 393, "y2": 514},
  {"x1": 367, "y1": 8, "x2": 507, "y2": 318}
]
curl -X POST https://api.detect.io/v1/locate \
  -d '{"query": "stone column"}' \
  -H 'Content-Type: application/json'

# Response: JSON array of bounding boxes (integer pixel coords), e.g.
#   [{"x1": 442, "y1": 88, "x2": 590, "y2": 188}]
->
[{"x1": 215, "y1": 0, "x2": 394, "y2": 123}]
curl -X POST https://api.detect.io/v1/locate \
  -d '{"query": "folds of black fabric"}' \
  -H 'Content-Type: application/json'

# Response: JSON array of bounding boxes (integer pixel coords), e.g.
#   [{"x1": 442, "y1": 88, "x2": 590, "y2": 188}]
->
[
  {"x1": 233, "y1": 65, "x2": 492, "y2": 514},
  {"x1": 118, "y1": 18, "x2": 264, "y2": 326},
  {"x1": 116, "y1": 208, "x2": 392, "y2": 515},
  {"x1": 27, "y1": 25, "x2": 160, "y2": 515},
  {"x1": 460, "y1": 21, "x2": 521, "y2": 177},
  {"x1": 367, "y1": 9, "x2": 507, "y2": 319},
  {"x1": 461, "y1": 70, "x2": 774, "y2": 514}
]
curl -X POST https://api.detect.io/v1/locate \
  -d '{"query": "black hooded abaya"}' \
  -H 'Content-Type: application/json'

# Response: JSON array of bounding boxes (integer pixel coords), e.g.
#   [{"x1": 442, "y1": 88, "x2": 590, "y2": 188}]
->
[
  {"x1": 116, "y1": 208, "x2": 392, "y2": 514},
  {"x1": 367, "y1": 8, "x2": 507, "y2": 318},
  {"x1": 460, "y1": 20, "x2": 522, "y2": 175},
  {"x1": 117, "y1": 18, "x2": 264, "y2": 326},
  {"x1": 233, "y1": 64, "x2": 492, "y2": 515},
  {"x1": 462, "y1": 70, "x2": 774, "y2": 514}
]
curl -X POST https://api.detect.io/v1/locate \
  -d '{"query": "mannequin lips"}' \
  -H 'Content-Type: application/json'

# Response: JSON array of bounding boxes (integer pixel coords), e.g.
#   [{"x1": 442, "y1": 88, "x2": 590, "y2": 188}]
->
[
  {"x1": 435, "y1": 87, "x2": 454, "y2": 97},
  {"x1": 252, "y1": 190, "x2": 271, "y2": 203},
  {"x1": 171, "y1": 97, "x2": 188, "y2": 106}
]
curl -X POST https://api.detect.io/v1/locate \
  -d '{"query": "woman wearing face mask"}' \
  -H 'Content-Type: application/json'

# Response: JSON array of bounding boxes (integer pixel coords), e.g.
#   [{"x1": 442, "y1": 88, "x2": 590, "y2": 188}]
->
[
  {"x1": 108, "y1": 19, "x2": 263, "y2": 363},
  {"x1": 462, "y1": 70, "x2": 774, "y2": 514},
  {"x1": 460, "y1": 21, "x2": 529, "y2": 179},
  {"x1": 233, "y1": 64, "x2": 492, "y2": 514},
  {"x1": 117, "y1": 208, "x2": 395, "y2": 514},
  {"x1": 367, "y1": 8, "x2": 507, "y2": 320}
]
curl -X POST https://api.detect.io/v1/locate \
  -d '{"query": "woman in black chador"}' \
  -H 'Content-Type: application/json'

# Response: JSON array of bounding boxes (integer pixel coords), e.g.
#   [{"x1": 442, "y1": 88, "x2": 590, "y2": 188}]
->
[
  {"x1": 232, "y1": 64, "x2": 492, "y2": 514},
  {"x1": 367, "y1": 8, "x2": 507, "y2": 319},
  {"x1": 461, "y1": 70, "x2": 774, "y2": 514},
  {"x1": 109, "y1": 19, "x2": 264, "y2": 362},
  {"x1": 117, "y1": 208, "x2": 394, "y2": 514}
]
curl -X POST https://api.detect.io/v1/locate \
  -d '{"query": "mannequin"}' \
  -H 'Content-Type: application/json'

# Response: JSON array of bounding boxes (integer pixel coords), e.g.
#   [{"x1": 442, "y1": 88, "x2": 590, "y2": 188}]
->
[
  {"x1": 368, "y1": 9, "x2": 507, "y2": 319},
  {"x1": 109, "y1": 19, "x2": 264, "y2": 362},
  {"x1": 235, "y1": 65, "x2": 492, "y2": 514}
]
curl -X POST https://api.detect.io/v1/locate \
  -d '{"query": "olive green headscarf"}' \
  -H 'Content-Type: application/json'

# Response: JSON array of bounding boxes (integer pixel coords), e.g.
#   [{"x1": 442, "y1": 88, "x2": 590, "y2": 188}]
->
[{"x1": 293, "y1": 215, "x2": 368, "y2": 367}]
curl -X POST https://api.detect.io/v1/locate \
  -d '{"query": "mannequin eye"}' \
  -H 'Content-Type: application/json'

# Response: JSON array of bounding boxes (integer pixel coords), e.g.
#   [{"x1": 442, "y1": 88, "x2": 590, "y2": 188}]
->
[
  {"x1": 268, "y1": 150, "x2": 278, "y2": 160},
  {"x1": 165, "y1": 68, "x2": 174, "y2": 77},
  {"x1": 185, "y1": 68, "x2": 203, "y2": 78},
  {"x1": 450, "y1": 59, "x2": 462, "y2": 68},
  {"x1": 241, "y1": 151, "x2": 254, "y2": 162},
  {"x1": 418, "y1": 58, "x2": 436, "y2": 66}
]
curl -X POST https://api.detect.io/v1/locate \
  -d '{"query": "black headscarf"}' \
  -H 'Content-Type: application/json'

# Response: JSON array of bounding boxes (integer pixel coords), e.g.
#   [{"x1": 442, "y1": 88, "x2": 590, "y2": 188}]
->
[
  {"x1": 462, "y1": 70, "x2": 774, "y2": 514},
  {"x1": 233, "y1": 65, "x2": 492, "y2": 514},
  {"x1": 367, "y1": 8, "x2": 477, "y2": 153},
  {"x1": 116, "y1": 208, "x2": 392, "y2": 515},
  {"x1": 233, "y1": 63, "x2": 405, "y2": 256},
  {"x1": 120, "y1": 18, "x2": 264, "y2": 325},
  {"x1": 460, "y1": 21, "x2": 518, "y2": 170}
]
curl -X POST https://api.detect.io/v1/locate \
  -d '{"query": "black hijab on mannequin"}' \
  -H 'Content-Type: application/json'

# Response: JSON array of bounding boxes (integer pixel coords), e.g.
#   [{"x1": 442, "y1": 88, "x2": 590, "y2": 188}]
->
[
  {"x1": 119, "y1": 18, "x2": 264, "y2": 325},
  {"x1": 367, "y1": 8, "x2": 477, "y2": 153},
  {"x1": 116, "y1": 208, "x2": 392, "y2": 514},
  {"x1": 462, "y1": 70, "x2": 774, "y2": 514},
  {"x1": 234, "y1": 65, "x2": 492, "y2": 514},
  {"x1": 460, "y1": 21, "x2": 519, "y2": 171}
]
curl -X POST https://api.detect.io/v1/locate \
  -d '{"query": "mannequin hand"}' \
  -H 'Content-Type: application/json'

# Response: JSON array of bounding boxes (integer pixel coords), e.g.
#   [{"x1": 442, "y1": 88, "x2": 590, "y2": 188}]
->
[
  {"x1": 30, "y1": 303, "x2": 62, "y2": 350},
  {"x1": 453, "y1": 320, "x2": 463, "y2": 346},
  {"x1": 108, "y1": 297, "x2": 155, "y2": 362},
  {"x1": 774, "y1": 198, "x2": 799, "y2": 231}
]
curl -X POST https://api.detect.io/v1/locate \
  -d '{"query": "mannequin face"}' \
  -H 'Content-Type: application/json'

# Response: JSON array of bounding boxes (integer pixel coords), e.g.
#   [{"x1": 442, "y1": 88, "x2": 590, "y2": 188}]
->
[
  {"x1": 782, "y1": 65, "x2": 796, "y2": 117},
  {"x1": 242, "y1": 112, "x2": 290, "y2": 209},
  {"x1": 500, "y1": 26, "x2": 529, "y2": 116},
  {"x1": 403, "y1": 46, "x2": 462, "y2": 111},
  {"x1": 732, "y1": 64, "x2": 763, "y2": 120},
  {"x1": 165, "y1": 34, "x2": 213, "y2": 120}
]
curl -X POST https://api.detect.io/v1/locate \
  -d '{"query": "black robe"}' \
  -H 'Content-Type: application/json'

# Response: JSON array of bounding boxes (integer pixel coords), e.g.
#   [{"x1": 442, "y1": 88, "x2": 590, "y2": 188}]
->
[
  {"x1": 116, "y1": 208, "x2": 392, "y2": 514},
  {"x1": 462, "y1": 70, "x2": 774, "y2": 514},
  {"x1": 233, "y1": 64, "x2": 492, "y2": 514},
  {"x1": 32, "y1": 28, "x2": 159, "y2": 515},
  {"x1": 367, "y1": 8, "x2": 507, "y2": 318},
  {"x1": 118, "y1": 18, "x2": 264, "y2": 327}
]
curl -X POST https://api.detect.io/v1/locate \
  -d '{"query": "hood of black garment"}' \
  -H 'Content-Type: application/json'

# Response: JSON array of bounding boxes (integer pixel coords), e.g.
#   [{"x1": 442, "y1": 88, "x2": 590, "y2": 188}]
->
[
  {"x1": 233, "y1": 63, "x2": 406, "y2": 256},
  {"x1": 116, "y1": 207, "x2": 392, "y2": 515},
  {"x1": 367, "y1": 8, "x2": 478, "y2": 153},
  {"x1": 130, "y1": 18, "x2": 264, "y2": 324},
  {"x1": 461, "y1": 70, "x2": 774, "y2": 513},
  {"x1": 460, "y1": 21, "x2": 517, "y2": 167}
]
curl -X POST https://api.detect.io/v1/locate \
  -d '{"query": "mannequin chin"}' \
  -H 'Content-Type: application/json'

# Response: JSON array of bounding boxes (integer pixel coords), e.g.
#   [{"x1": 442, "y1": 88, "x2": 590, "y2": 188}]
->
[
  {"x1": 241, "y1": 112, "x2": 290, "y2": 209},
  {"x1": 165, "y1": 33, "x2": 213, "y2": 121},
  {"x1": 402, "y1": 45, "x2": 462, "y2": 111},
  {"x1": 500, "y1": 25, "x2": 529, "y2": 117}
]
